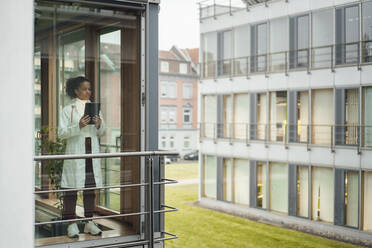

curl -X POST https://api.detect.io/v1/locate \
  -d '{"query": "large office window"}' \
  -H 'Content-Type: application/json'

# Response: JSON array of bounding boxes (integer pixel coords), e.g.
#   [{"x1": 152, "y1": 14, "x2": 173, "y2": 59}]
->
[
  {"x1": 312, "y1": 9, "x2": 334, "y2": 68},
  {"x1": 251, "y1": 23, "x2": 268, "y2": 73},
  {"x1": 269, "y1": 163, "x2": 288, "y2": 214},
  {"x1": 297, "y1": 166, "x2": 309, "y2": 218},
  {"x1": 269, "y1": 91, "x2": 287, "y2": 142},
  {"x1": 312, "y1": 167, "x2": 334, "y2": 223},
  {"x1": 336, "y1": 5, "x2": 360, "y2": 65},
  {"x1": 203, "y1": 95, "x2": 217, "y2": 138},
  {"x1": 223, "y1": 95, "x2": 233, "y2": 138},
  {"x1": 312, "y1": 89, "x2": 334, "y2": 145},
  {"x1": 223, "y1": 159, "x2": 233, "y2": 202},
  {"x1": 202, "y1": 32, "x2": 217, "y2": 78},
  {"x1": 204, "y1": 155, "x2": 217, "y2": 199},
  {"x1": 257, "y1": 93, "x2": 267, "y2": 140},
  {"x1": 363, "y1": 171, "x2": 372, "y2": 232},
  {"x1": 363, "y1": 87, "x2": 372, "y2": 147},
  {"x1": 363, "y1": 2, "x2": 372, "y2": 62},
  {"x1": 290, "y1": 15, "x2": 309, "y2": 69},
  {"x1": 217, "y1": 30, "x2": 233, "y2": 76},
  {"x1": 234, "y1": 94, "x2": 250, "y2": 139},
  {"x1": 270, "y1": 18, "x2": 289, "y2": 72},
  {"x1": 234, "y1": 159, "x2": 250, "y2": 206},
  {"x1": 234, "y1": 25, "x2": 250, "y2": 75},
  {"x1": 257, "y1": 162, "x2": 268, "y2": 209},
  {"x1": 345, "y1": 171, "x2": 359, "y2": 228}
]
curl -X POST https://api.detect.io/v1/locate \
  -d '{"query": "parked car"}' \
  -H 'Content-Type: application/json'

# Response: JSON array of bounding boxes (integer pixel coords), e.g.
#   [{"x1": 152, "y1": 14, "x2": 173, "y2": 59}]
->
[{"x1": 183, "y1": 150, "x2": 198, "y2": 160}]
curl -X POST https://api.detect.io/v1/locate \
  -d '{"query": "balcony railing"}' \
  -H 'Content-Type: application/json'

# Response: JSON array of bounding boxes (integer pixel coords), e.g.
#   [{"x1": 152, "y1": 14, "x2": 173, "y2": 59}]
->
[
  {"x1": 201, "y1": 41, "x2": 371, "y2": 79},
  {"x1": 34, "y1": 151, "x2": 178, "y2": 248},
  {"x1": 200, "y1": 122, "x2": 371, "y2": 151},
  {"x1": 198, "y1": 0, "x2": 271, "y2": 21}
]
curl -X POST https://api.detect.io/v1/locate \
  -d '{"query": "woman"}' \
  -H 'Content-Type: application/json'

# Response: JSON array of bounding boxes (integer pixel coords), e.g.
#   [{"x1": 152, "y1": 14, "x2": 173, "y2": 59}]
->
[{"x1": 58, "y1": 76, "x2": 105, "y2": 238}]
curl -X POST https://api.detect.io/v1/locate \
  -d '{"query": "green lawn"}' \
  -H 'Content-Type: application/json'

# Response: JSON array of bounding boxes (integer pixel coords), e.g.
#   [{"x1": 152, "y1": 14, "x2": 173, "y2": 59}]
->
[
  {"x1": 164, "y1": 184, "x2": 361, "y2": 248},
  {"x1": 165, "y1": 162, "x2": 199, "y2": 181}
]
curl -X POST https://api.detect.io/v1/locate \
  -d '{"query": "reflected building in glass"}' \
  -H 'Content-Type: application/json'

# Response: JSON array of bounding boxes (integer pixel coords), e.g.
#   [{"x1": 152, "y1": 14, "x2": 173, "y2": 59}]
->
[{"x1": 198, "y1": 0, "x2": 372, "y2": 243}]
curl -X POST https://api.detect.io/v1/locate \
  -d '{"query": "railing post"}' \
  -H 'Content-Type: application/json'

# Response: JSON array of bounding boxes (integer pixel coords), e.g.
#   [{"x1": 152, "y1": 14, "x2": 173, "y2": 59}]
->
[
  {"x1": 331, "y1": 125, "x2": 335, "y2": 153},
  {"x1": 285, "y1": 51, "x2": 288, "y2": 76},
  {"x1": 307, "y1": 125, "x2": 311, "y2": 151},
  {"x1": 148, "y1": 156, "x2": 154, "y2": 248},
  {"x1": 246, "y1": 56, "x2": 250, "y2": 79},
  {"x1": 358, "y1": 41, "x2": 362, "y2": 70},
  {"x1": 213, "y1": 0, "x2": 216, "y2": 19},
  {"x1": 246, "y1": 123, "x2": 249, "y2": 146},
  {"x1": 229, "y1": 0, "x2": 232, "y2": 16},
  {"x1": 307, "y1": 48, "x2": 311, "y2": 74},
  {"x1": 331, "y1": 45, "x2": 335, "y2": 72}
]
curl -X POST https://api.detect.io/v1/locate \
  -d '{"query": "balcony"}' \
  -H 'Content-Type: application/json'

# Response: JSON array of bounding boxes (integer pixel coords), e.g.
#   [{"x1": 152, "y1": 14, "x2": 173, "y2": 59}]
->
[{"x1": 201, "y1": 41, "x2": 372, "y2": 80}]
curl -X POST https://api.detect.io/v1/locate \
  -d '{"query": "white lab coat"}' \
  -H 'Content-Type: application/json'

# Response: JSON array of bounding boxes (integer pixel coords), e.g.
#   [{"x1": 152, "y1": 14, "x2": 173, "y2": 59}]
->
[{"x1": 58, "y1": 99, "x2": 105, "y2": 188}]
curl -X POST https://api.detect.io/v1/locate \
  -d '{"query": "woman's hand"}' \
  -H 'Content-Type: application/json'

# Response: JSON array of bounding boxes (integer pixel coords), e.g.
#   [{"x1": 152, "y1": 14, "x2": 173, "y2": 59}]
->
[
  {"x1": 93, "y1": 115, "x2": 102, "y2": 130},
  {"x1": 79, "y1": 115, "x2": 91, "y2": 129}
]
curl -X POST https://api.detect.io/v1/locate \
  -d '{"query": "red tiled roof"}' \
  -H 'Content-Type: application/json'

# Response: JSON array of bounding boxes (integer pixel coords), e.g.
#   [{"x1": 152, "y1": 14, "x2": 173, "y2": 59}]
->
[
  {"x1": 159, "y1": 50, "x2": 177, "y2": 60},
  {"x1": 182, "y1": 48, "x2": 199, "y2": 65}
]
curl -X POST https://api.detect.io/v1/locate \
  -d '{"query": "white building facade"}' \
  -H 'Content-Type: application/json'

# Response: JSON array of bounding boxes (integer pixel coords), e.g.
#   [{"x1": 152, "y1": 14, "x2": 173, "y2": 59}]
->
[{"x1": 199, "y1": 0, "x2": 372, "y2": 242}]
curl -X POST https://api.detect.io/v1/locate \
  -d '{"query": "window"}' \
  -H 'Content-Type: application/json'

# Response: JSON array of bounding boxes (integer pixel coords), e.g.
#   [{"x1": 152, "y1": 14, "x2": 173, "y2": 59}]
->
[
  {"x1": 289, "y1": 91, "x2": 309, "y2": 143},
  {"x1": 234, "y1": 94, "x2": 250, "y2": 139},
  {"x1": 257, "y1": 162, "x2": 268, "y2": 209},
  {"x1": 269, "y1": 162, "x2": 288, "y2": 214},
  {"x1": 362, "y1": 2, "x2": 372, "y2": 62},
  {"x1": 223, "y1": 159, "x2": 233, "y2": 202},
  {"x1": 234, "y1": 25, "x2": 250, "y2": 75},
  {"x1": 251, "y1": 23, "x2": 268, "y2": 72},
  {"x1": 257, "y1": 93, "x2": 267, "y2": 140},
  {"x1": 183, "y1": 136, "x2": 190, "y2": 148},
  {"x1": 160, "y1": 81, "x2": 177, "y2": 98},
  {"x1": 169, "y1": 136, "x2": 175, "y2": 148},
  {"x1": 161, "y1": 136, "x2": 166, "y2": 148},
  {"x1": 345, "y1": 171, "x2": 359, "y2": 228},
  {"x1": 223, "y1": 95, "x2": 233, "y2": 138},
  {"x1": 161, "y1": 61, "x2": 169, "y2": 72},
  {"x1": 183, "y1": 82, "x2": 193, "y2": 99},
  {"x1": 336, "y1": 5, "x2": 360, "y2": 65},
  {"x1": 217, "y1": 30, "x2": 232, "y2": 76},
  {"x1": 363, "y1": 87, "x2": 372, "y2": 147},
  {"x1": 290, "y1": 15, "x2": 309, "y2": 68},
  {"x1": 204, "y1": 155, "x2": 217, "y2": 199},
  {"x1": 234, "y1": 159, "x2": 250, "y2": 206},
  {"x1": 269, "y1": 91, "x2": 287, "y2": 142},
  {"x1": 202, "y1": 32, "x2": 217, "y2": 78},
  {"x1": 312, "y1": 9, "x2": 334, "y2": 68},
  {"x1": 312, "y1": 167, "x2": 334, "y2": 223},
  {"x1": 160, "y1": 106, "x2": 177, "y2": 127},
  {"x1": 183, "y1": 107, "x2": 192, "y2": 124},
  {"x1": 179, "y1": 63, "x2": 188, "y2": 74},
  {"x1": 311, "y1": 89, "x2": 334, "y2": 145},
  {"x1": 270, "y1": 17, "x2": 289, "y2": 72},
  {"x1": 363, "y1": 171, "x2": 372, "y2": 232},
  {"x1": 297, "y1": 166, "x2": 309, "y2": 218},
  {"x1": 203, "y1": 95, "x2": 217, "y2": 138}
]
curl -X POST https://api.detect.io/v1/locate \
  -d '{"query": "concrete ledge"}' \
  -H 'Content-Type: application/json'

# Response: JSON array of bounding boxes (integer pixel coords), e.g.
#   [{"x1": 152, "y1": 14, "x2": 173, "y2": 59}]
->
[{"x1": 196, "y1": 198, "x2": 372, "y2": 247}]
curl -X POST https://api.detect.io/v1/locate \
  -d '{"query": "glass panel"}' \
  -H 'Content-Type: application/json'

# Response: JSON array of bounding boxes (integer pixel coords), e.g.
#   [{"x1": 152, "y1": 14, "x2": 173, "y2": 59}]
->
[
  {"x1": 345, "y1": 171, "x2": 359, "y2": 228},
  {"x1": 312, "y1": 9, "x2": 334, "y2": 68},
  {"x1": 297, "y1": 15, "x2": 309, "y2": 67},
  {"x1": 34, "y1": 50, "x2": 42, "y2": 187},
  {"x1": 234, "y1": 159, "x2": 250, "y2": 205},
  {"x1": 223, "y1": 95, "x2": 233, "y2": 138},
  {"x1": 269, "y1": 91, "x2": 287, "y2": 142},
  {"x1": 98, "y1": 29, "x2": 121, "y2": 211},
  {"x1": 269, "y1": 162, "x2": 288, "y2": 214},
  {"x1": 297, "y1": 166, "x2": 309, "y2": 218},
  {"x1": 345, "y1": 6, "x2": 360, "y2": 64},
  {"x1": 362, "y1": 2, "x2": 372, "y2": 62},
  {"x1": 223, "y1": 159, "x2": 233, "y2": 202},
  {"x1": 312, "y1": 89, "x2": 334, "y2": 145},
  {"x1": 297, "y1": 91, "x2": 309, "y2": 142},
  {"x1": 345, "y1": 89, "x2": 359, "y2": 145},
  {"x1": 257, "y1": 162, "x2": 267, "y2": 209},
  {"x1": 203, "y1": 95, "x2": 217, "y2": 138},
  {"x1": 364, "y1": 87, "x2": 372, "y2": 147},
  {"x1": 234, "y1": 94, "x2": 250, "y2": 139},
  {"x1": 257, "y1": 23, "x2": 268, "y2": 72},
  {"x1": 204, "y1": 155, "x2": 217, "y2": 199},
  {"x1": 312, "y1": 167, "x2": 334, "y2": 223},
  {"x1": 363, "y1": 171, "x2": 372, "y2": 232},
  {"x1": 202, "y1": 32, "x2": 217, "y2": 78},
  {"x1": 257, "y1": 93, "x2": 267, "y2": 140},
  {"x1": 270, "y1": 18, "x2": 288, "y2": 72},
  {"x1": 234, "y1": 25, "x2": 250, "y2": 75}
]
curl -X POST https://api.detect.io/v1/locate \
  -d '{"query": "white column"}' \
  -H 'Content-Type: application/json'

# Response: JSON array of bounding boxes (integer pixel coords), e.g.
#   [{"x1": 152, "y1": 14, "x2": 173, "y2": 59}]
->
[{"x1": 0, "y1": 1, "x2": 34, "y2": 247}]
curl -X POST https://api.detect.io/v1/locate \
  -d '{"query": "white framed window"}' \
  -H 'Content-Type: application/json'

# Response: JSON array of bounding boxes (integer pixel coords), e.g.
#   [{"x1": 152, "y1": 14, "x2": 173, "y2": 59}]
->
[
  {"x1": 161, "y1": 61, "x2": 169, "y2": 73},
  {"x1": 179, "y1": 63, "x2": 188, "y2": 74},
  {"x1": 161, "y1": 136, "x2": 166, "y2": 148},
  {"x1": 160, "y1": 81, "x2": 177, "y2": 98},
  {"x1": 160, "y1": 105, "x2": 177, "y2": 124},
  {"x1": 184, "y1": 136, "x2": 190, "y2": 148},
  {"x1": 183, "y1": 107, "x2": 192, "y2": 124},
  {"x1": 183, "y1": 82, "x2": 193, "y2": 99},
  {"x1": 170, "y1": 136, "x2": 175, "y2": 148}
]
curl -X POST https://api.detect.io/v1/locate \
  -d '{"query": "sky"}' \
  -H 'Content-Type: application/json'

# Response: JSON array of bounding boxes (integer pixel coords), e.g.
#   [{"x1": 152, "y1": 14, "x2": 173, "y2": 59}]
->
[{"x1": 159, "y1": 0, "x2": 200, "y2": 51}]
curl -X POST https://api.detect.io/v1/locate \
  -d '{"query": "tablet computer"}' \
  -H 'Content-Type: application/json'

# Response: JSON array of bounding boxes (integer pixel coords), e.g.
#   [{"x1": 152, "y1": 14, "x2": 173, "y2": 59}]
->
[{"x1": 84, "y1": 102, "x2": 100, "y2": 124}]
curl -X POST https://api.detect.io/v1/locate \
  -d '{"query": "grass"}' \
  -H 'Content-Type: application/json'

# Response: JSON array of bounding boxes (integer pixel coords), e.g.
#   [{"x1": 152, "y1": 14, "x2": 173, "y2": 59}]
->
[
  {"x1": 164, "y1": 183, "x2": 361, "y2": 248},
  {"x1": 165, "y1": 162, "x2": 199, "y2": 181}
]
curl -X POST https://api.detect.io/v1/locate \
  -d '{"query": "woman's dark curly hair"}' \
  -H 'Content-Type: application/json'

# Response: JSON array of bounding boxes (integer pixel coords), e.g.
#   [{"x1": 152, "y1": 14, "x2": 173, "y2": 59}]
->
[{"x1": 66, "y1": 76, "x2": 91, "y2": 99}]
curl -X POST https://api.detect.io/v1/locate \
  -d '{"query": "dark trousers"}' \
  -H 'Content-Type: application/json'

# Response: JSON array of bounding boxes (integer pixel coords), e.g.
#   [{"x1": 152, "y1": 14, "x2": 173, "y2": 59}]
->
[{"x1": 62, "y1": 156, "x2": 96, "y2": 220}]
